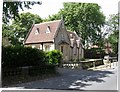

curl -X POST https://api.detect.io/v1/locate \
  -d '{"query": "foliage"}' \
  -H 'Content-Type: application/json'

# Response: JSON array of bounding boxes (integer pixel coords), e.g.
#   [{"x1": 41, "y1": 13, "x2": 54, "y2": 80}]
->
[
  {"x1": 45, "y1": 50, "x2": 63, "y2": 65},
  {"x1": 46, "y1": 2, "x2": 105, "y2": 48},
  {"x1": 3, "y1": 1, "x2": 42, "y2": 23},
  {"x1": 2, "y1": 12, "x2": 43, "y2": 45},
  {"x1": 107, "y1": 14, "x2": 119, "y2": 54},
  {"x1": 84, "y1": 48, "x2": 106, "y2": 59},
  {"x1": 44, "y1": 13, "x2": 61, "y2": 22},
  {"x1": 2, "y1": 46, "x2": 46, "y2": 68}
]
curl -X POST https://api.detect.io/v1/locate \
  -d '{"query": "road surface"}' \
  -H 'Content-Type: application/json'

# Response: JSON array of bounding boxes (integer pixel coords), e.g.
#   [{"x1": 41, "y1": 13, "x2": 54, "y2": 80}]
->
[{"x1": 4, "y1": 62, "x2": 118, "y2": 91}]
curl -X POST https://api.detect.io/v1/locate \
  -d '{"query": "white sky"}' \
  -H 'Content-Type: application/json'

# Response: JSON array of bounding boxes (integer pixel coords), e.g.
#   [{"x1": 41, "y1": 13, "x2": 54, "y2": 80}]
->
[{"x1": 19, "y1": 0, "x2": 119, "y2": 19}]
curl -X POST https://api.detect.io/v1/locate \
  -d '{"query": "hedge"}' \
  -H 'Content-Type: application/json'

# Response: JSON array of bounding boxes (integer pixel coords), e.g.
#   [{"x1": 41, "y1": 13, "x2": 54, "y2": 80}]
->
[{"x1": 2, "y1": 46, "x2": 46, "y2": 68}]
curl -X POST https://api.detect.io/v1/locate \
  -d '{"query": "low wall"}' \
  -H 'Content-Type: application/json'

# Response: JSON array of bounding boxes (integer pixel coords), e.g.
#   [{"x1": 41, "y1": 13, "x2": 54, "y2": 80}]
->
[
  {"x1": 62, "y1": 62, "x2": 81, "y2": 69},
  {"x1": 81, "y1": 59, "x2": 103, "y2": 69},
  {"x1": 61, "y1": 59, "x2": 103, "y2": 69}
]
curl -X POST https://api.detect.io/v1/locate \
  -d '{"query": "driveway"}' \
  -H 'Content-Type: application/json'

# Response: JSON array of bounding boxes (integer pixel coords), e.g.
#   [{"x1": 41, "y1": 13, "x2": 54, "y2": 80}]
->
[{"x1": 5, "y1": 62, "x2": 118, "y2": 90}]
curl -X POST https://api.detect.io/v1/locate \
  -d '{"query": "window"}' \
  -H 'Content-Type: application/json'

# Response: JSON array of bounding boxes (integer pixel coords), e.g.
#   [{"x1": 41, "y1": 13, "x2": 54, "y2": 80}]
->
[
  {"x1": 60, "y1": 46, "x2": 64, "y2": 53},
  {"x1": 73, "y1": 45, "x2": 77, "y2": 55},
  {"x1": 46, "y1": 26, "x2": 50, "y2": 33},
  {"x1": 35, "y1": 28, "x2": 39, "y2": 35},
  {"x1": 61, "y1": 34, "x2": 64, "y2": 38},
  {"x1": 61, "y1": 34, "x2": 64, "y2": 40},
  {"x1": 45, "y1": 45, "x2": 50, "y2": 51}
]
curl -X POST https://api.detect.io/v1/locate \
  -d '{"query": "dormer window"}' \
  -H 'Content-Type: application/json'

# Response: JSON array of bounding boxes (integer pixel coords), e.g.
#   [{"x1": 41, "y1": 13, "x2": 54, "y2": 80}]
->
[
  {"x1": 35, "y1": 28, "x2": 39, "y2": 35},
  {"x1": 46, "y1": 26, "x2": 50, "y2": 33}
]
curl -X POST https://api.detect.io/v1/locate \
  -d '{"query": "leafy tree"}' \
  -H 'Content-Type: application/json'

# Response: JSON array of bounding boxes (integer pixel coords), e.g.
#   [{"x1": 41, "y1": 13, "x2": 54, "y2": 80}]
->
[
  {"x1": 2, "y1": 12, "x2": 43, "y2": 45},
  {"x1": 46, "y1": 2, "x2": 105, "y2": 48},
  {"x1": 108, "y1": 30, "x2": 118, "y2": 54},
  {"x1": 107, "y1": 14, "x2": 119, "y2": 54},
  {"x1": 3, "y1": 1, "x2": 42, "y2": 23}
]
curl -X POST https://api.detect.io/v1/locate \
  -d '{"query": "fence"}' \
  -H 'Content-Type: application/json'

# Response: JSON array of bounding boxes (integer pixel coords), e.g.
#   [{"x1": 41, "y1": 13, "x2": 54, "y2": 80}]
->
[
  {"x1": 2, "y1": 65, "x2": 56, "y2": 77},
  {"x1": 2, "y1": 68, "x2": 22, "y2": 77}
]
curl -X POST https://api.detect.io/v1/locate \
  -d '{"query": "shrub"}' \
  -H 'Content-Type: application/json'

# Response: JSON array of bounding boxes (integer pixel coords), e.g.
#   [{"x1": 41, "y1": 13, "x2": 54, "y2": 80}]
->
[
  {"x1": 2, "y1": 45, "x2": 46, "y2": 68},
  {"x1": 45, "y1": 50, "x2": 63, "y2": 65}
]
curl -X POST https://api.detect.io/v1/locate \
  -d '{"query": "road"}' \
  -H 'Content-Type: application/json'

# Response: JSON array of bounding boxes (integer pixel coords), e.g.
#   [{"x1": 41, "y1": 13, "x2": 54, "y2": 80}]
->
[{"x1": 4, "y1": 62, "x2": 118, "y2": 91}]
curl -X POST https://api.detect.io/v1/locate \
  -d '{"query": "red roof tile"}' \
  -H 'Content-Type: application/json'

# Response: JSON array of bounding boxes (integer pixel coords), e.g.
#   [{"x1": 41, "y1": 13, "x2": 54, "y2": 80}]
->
[{"x1": 24, "y1": 20, "x2": 61, "y2": 44}]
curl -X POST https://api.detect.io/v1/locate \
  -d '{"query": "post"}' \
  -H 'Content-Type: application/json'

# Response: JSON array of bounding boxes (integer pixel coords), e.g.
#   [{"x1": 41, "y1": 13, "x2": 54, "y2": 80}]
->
[
  {"x1": 78, "y1": 47, "x2": 79, "y2": 61},
  {"x1": 93, "y1": 61, "x2": 96, "y2": 69}
]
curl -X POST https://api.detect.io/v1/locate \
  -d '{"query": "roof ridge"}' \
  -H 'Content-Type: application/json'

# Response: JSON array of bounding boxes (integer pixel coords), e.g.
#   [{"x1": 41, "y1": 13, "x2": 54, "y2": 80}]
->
[{"x1": 35, "y1": 20, "x2": 61, "y2": 25}]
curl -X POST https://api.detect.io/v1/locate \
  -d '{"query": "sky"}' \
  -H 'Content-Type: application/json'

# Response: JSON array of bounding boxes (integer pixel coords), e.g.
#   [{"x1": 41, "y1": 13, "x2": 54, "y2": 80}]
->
[{"x1": 19, "y1": 0, "x2": 120, "y2": 19}]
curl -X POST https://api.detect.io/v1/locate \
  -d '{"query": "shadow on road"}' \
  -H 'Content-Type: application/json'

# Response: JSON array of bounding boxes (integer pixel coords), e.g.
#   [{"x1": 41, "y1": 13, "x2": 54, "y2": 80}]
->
[{"x1": 68, "y1": 69, "x2": 114, "y2": 90}]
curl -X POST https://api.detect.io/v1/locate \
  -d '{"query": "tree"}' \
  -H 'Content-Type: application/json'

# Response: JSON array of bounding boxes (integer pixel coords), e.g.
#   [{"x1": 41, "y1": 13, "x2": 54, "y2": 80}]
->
[
  {"x1": 3, "y1": 1, "x2": 42, "y2": 23},
  {"x1": 107, "y1": 14, "x2": 119, "y2": 54},
  {"x1": 2, "y1": 12, "x2": 43, "y2": 45},
  {"x1": 46, "y1": 2, "x2": 105, "y2": 48}
]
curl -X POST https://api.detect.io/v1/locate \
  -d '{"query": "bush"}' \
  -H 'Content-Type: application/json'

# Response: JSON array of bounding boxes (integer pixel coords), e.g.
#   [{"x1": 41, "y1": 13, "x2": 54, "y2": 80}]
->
[
  {"x1": 45, "y1": 50, "x2": 63, "y2": 65},
  {"x1": 2, "y1": 46, "x2": 46, "y2": 68}
]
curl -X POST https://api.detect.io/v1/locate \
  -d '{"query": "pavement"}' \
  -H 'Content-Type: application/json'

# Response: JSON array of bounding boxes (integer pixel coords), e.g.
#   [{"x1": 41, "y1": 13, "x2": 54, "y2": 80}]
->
[{"x1": 3, "y1": 62, "x2": 118, "y2": 91}]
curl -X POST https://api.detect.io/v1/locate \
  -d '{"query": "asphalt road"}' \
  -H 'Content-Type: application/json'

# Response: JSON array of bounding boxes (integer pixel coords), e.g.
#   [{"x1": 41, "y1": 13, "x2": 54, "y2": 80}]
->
[{"x1": 4, "y1": 62, "x2": 118, "y2": 91}]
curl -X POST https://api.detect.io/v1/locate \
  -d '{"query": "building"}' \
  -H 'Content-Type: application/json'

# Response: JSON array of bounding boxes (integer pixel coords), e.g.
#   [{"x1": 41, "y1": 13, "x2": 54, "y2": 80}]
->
[{"x1": 24, "y1": 19, "x2": 84, "y2": 62}]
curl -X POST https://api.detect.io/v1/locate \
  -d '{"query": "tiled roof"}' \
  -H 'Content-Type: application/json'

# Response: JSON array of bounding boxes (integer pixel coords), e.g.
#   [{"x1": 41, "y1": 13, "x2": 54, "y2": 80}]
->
[{"x1": 24, "y1": 20, "x2": 61, "y2": 44}]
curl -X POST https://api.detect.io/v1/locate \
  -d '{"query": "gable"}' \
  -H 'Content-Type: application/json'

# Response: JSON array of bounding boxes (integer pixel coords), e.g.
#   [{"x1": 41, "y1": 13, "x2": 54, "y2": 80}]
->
[{"x1": 54, "y1": 20, "x2": 70, "y2": 45}]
